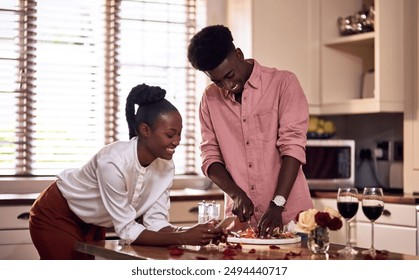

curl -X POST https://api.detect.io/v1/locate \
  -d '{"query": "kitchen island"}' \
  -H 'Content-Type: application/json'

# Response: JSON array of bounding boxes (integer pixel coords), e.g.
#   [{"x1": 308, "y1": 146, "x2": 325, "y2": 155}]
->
[{"x1": 74, "y1": 239, "x2": 419, "y2": 260}]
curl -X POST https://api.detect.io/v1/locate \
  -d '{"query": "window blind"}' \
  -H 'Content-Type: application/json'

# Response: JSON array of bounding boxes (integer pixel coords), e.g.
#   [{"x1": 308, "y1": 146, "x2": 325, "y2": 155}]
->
[{"x1": 0, "y1": 0, "x2": 204, "y2": 176}]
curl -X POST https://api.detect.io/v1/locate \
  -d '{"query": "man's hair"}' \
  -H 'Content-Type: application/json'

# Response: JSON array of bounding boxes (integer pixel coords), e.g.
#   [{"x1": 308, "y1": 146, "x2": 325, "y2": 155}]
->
[{"x1": 187, "y1": 25, "x2": 235, "y2": 71}]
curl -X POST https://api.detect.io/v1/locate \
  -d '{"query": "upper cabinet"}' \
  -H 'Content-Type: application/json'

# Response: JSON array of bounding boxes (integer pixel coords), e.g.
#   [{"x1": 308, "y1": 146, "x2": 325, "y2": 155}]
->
[
  {"x1": 320, "y1": 0, "x2": 413, "y2": 115},
  {"x1": 249, "y1": 0, "x2": 414, "y2": 115},
  {"x1": 404, "y1": 0, "x2": 419, "y2": 195}
]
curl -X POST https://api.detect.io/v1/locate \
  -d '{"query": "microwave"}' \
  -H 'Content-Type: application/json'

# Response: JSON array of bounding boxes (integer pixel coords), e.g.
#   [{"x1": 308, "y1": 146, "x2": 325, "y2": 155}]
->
[{"x1": 303, "y1": 139, "x2": 355, "y2": 191}]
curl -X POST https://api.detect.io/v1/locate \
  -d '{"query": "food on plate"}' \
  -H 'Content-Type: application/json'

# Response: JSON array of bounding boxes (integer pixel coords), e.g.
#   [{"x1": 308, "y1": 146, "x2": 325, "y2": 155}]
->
[{"x1": 231, "y1": 227, "x2": 298, "y2": 240}]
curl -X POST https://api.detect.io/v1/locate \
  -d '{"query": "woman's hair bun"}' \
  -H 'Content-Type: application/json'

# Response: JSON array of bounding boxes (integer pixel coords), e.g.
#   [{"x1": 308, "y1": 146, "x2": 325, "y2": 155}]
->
[{"x1": 129, "y1": 83, "x2": 166, "y2": 106}]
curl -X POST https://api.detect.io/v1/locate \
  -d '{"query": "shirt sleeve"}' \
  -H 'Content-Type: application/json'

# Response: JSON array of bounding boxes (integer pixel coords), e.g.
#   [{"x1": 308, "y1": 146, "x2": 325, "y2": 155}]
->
[
  {"x1": 142, "y1": 188, "x2": 172, "y2": 232},
  {"x1": 199, "y1": 91, "x2": 225, "y2": 176},
  {"x1": 276, "y1": 72, "x2": 309, "y2": 164},
  {"x1": 95, "y1": 157, "x2": 144, "y2": 245}
]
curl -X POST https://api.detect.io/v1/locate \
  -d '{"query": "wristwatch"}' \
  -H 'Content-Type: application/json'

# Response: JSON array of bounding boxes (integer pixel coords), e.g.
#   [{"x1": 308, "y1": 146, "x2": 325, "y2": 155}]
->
[{"x1": 271, "y1": 195, "x2": 287, "y2": 209}]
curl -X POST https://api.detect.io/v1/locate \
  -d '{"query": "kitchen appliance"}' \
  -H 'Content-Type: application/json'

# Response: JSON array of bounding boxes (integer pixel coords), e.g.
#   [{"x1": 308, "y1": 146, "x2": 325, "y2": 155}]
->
[{"x1": 303, "y1": 139, "x2": 355, "y2": 191}]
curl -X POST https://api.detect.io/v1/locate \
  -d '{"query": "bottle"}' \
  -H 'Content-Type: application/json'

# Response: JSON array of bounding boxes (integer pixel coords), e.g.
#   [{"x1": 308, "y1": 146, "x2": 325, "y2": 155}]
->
[
  {"x1": 207, "y1": 201, "x2": 220, "y2": 222},
  {"x1": 198, "y1": 200, "x2": 208, "y2": 224}
]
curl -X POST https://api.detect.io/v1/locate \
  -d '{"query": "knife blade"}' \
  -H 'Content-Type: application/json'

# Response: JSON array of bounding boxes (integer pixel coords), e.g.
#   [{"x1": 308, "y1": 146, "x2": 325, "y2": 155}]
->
[{"x1": 247, "y1": 220, "x2": 257, "y2": 237}]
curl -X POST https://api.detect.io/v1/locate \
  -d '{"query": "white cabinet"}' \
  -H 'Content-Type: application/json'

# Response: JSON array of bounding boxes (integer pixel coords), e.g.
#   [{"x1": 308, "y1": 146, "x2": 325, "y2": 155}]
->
[
  {"x1": 250, "y1": 0, "x2": 321, "y2": 113},
  {"x1": 249, "y1": 0, "x2": 414, "y2": 115},
  {"x1": 169, "y1": 199, "x2": 224, "y2": 226},
  {"x1": 313, "y1": 197, "x2": 418, "y2": 255},
  {"x1": 404, "y1": 1, "x2": 419, "y2": 195},
  {"x1": 319, "y1": 0, "x2": 413, "y2": 115},
  {"x1": 355, "y1": 203, "x2": 417, "y2": 255},
  {"x1": 0, "y1": 205, "x2": 39, "y2": 260}
]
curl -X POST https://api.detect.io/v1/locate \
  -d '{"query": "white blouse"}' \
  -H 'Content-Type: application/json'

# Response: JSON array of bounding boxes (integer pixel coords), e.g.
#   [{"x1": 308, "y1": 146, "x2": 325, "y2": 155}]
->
[{"x1": 56, "y1": 137, "x2": 174, "y2": 245}]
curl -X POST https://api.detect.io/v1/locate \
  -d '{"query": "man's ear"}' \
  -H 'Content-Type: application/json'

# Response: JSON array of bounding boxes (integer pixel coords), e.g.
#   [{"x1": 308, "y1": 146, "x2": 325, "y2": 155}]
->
[
  {"x1": 138, "y1": 123, "x2": 152, "y2": 137},
  {"x1": 235, "y1": 48, "x2": 244, "y2": 60}
]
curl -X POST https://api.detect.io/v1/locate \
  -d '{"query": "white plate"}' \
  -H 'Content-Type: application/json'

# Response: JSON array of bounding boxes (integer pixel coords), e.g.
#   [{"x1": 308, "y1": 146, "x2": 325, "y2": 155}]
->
[{"x1": 227, "y1": 235, "x2": 301, "y2": 245}]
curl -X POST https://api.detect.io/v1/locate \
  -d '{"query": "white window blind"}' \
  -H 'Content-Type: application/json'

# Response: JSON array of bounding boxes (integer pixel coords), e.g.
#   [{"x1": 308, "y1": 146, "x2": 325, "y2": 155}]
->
[{"x1": 0, "y1": 0, "x2": 205, "y2": 176}]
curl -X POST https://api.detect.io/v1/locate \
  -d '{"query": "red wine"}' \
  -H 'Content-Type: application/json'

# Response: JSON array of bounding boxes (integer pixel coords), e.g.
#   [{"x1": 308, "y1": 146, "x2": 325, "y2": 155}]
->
[
  {"x1": 362, "y1": 205, "x2": 384, "y2": 221},
  {"x1": 337, "y1": 202, "x2": 358, "y2": 219}
]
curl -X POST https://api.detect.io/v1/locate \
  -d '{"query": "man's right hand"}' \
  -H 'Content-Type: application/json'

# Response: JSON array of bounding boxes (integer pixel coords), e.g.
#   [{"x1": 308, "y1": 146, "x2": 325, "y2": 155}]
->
[
  {"x1": 207, "y1": 162, "x2": 254, "y2": 222},
  {"x1": 231, "y1": 191, "x2": 254, "y2": 222}
]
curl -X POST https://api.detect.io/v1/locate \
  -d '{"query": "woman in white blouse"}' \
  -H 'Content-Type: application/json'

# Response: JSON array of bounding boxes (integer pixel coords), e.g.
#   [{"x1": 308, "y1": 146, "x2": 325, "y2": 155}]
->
[{"x1": 29, "y1": 84, "x2": 224, "y2": 259}]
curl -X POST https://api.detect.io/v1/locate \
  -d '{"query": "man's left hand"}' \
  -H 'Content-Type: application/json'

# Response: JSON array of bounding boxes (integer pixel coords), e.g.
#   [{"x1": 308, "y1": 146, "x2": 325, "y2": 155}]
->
[{"x1": 257, "y1": 202, "x2": 284, "y2": 238}]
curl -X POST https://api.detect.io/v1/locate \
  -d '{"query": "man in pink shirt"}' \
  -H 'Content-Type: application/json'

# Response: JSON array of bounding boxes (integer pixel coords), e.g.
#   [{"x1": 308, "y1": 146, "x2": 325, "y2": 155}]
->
[{"x1": 187, "y1": 25, "x2": 313, "y2": 237}]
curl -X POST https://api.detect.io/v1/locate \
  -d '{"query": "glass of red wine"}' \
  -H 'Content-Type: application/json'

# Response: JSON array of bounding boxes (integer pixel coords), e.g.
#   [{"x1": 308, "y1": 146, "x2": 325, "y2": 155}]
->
[
  {"x1": 361, "y1": 187, "x2": 384, "y2": 257},
  {"x1": 337, "y1": 187, "x2": 359, "y2": 256}
]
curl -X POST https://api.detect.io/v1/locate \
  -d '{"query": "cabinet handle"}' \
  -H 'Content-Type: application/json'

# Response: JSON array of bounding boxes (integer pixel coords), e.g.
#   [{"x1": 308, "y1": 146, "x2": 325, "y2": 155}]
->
[
  {"x1": 382, "y1": 209, "x2": 391, "y2": 217},
  {"x1": 189, "y1": 206, "x2": 199, "y2": 213},
  {"x1": 17, "y1": 212, "x2": 30, "y2": 220}
]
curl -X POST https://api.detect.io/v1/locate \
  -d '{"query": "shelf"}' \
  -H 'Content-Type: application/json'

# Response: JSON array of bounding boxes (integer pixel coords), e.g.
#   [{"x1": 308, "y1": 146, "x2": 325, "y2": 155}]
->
[
  {"x1": 318, "y1": 98, "x2": 404, "y2": 115},
  {"x1": 324, "y1": 32, "x2": 374, "y2": 48}
]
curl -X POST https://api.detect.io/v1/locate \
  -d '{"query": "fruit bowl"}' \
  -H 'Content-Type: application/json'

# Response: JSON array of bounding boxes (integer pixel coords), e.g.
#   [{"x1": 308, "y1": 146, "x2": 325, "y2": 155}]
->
[{"x1": 307, "y1": 132, "x2": 335, "y2": 139}]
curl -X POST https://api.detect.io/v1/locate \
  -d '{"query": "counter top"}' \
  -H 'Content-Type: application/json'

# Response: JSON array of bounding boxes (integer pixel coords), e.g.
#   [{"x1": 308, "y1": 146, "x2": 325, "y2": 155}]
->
[
  {"x1": 311, "y1": 191, "x2": 419, "y2": 205},
  {"x1": 75, "y1": 239, "x2": 419, "y2": 260},
  {"x1": 0, "y1": 188, "x2": 224, "y2": 206},
  {"x1": 1, "y1": 188, "x2": 418, "y2": 205}
]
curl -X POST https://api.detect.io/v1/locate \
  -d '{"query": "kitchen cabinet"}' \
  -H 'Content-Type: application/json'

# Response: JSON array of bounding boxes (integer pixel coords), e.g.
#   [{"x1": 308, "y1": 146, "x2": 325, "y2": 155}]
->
[
  {"x1": 404, "y1": 1, "x2": 419, "y2": 195},
  {"x1": 355, "y1": 203, "x2": 417, "y2": 255},
  {"x1": 169, "y1": 199, "x2": 224, "y2": 226},
  {"x1": 313, "y1": 197, "x2": 418, "y2": 256},
  {"x1": 0, "y1": 205, "x2": 39, "y2": 260},
  {"x1": 249, "y1": 0, "x2": 414, "y2": 115},
  {"x1": 250, "y1": 0, "x2": 321, "y2": 112}
]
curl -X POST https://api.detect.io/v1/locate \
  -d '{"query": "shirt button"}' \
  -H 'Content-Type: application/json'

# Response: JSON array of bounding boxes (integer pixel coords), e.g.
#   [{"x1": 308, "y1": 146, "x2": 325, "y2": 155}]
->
[
  {"x1": 243, "y1": 118, "x2": 246, "y2": 122},
  {"x1": 255, "y1": 207, "x2": 259, "y2": 212},
  {"x1": 248, "y1": 163, "x2": 252, "y2": 168},
  {"x1": 250, "y1": 185, "x2": 255, "y2": 190},
  {"x1": 246, "y1": 141, "x2": 249, "y2": 145}
]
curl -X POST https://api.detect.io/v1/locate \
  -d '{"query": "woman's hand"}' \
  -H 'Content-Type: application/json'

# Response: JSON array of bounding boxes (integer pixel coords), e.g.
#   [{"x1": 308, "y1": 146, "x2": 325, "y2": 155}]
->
[
  {"x1": 231, "y1": 191, "x2": 254, "y2": 223},
  {"x1": 257, "y1": 202, "x2": 284, "y2": 238},
  {"x1": 181, "y1": 222, "x2": 227, "y2": 246}
]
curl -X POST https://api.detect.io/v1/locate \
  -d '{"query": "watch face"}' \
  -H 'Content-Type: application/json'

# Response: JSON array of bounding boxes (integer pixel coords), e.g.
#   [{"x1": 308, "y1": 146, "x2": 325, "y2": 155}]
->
[{"x1": 274, "y1": 196, "x2": 286, "y2": 206}]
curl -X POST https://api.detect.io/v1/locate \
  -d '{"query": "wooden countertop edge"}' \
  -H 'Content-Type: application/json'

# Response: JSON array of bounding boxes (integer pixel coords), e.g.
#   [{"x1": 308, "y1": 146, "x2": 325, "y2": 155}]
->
[
  {"x1": 311, "y1": 191, "x2": 419, "y2": 205},
  {"x1": 75, "y1": 241, "x2": 142, "y2": 260},
  {"x1": 1, "y1": 189, "x2": 418, "y2": 205},
  {"x1": 75, "y1": 240, "x2": 419, "y2": 260},
  {"x1": 0, "y1": 188, "x2": 225, "y2": 205}
]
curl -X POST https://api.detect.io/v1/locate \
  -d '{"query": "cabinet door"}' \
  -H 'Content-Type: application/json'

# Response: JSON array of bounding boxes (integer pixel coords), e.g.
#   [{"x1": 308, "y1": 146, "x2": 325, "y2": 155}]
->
[
  {"x1": 0, "y1": 205, "x2": 31, "y2": 229},
  {"x1": 0, "y1": 230, "x2": 39, "y2": 260},
  {"x1": 251, "y1": 0, "x2": 321, "y2": 111},
  {"x1": 404, "y1": 0, "x2": 419, "y2": 194},
  {"x1": 169, "y1": 200, "x2": 224, "y2": 226},
  {"x1": 356, "y1": 203, "x2": 417, "y2": 227},
  {"x1": 356, "y1": 222, "x2": 417, "y2": 255}
]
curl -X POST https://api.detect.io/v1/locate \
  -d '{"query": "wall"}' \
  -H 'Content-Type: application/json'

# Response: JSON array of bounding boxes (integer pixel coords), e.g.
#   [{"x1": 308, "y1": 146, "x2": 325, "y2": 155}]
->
[{"x1": 325, "y1": 113, "x2": 404, "y2": 189}]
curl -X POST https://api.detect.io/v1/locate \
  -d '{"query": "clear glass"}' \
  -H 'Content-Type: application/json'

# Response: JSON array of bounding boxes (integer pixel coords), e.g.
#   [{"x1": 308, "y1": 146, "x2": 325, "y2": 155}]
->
[
  {"x1": 336, "y1": 187, "x2": 359, "y2": 256},
  {"x1": 361, "y1": 187, "x2": 384, "y2": 257},
  {"x1": 308, "y1": 226, "x2": 330, "y2": 254}
]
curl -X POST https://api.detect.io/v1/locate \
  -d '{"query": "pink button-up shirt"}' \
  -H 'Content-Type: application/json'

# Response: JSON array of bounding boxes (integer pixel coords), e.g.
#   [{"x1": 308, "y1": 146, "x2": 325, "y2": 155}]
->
[{"x1": 199, "y1": 60, "x2": 313, "y2": 226}]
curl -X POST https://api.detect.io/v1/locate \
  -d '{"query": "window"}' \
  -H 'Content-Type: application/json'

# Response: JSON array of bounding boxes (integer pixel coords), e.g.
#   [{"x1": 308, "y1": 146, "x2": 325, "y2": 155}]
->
[{"x1": 0, "y1": 0, "x2": 205, "y2": 176}]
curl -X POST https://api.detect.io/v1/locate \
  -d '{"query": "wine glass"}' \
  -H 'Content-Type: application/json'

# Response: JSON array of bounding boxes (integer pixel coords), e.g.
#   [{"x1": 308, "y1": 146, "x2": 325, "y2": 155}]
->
[
  {"x1": 336, "y1": 187, "x2": 359, "y2": 256},
  {"x1": 361, "y1": 187, "x2": 384, "y2": 257}
]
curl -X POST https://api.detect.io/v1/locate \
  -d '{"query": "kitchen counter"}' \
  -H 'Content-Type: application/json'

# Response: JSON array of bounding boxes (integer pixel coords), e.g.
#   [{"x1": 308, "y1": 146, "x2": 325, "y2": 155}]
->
[
  {"x1": 75, "y1": 239, "x2": 419, "y2": 260},
  {"x1": 310, "y1": 190, "x2": 419, "y2": 205},
  {"x1": 3, "y1": 188, "x2": 418, "y2": 205},
  {"x1": 0, "y1": 188, "x2": 224, "y2": 206}
]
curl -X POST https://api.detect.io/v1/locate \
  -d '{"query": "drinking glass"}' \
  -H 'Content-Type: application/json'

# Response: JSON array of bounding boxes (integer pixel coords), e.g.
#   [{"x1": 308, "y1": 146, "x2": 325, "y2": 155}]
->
[
  {"x1": 361, "y1": 187, "x2": 384, "y2": 257},
  {"x1": 336, "y1": 187, "x2": 359, "y2": 256}
]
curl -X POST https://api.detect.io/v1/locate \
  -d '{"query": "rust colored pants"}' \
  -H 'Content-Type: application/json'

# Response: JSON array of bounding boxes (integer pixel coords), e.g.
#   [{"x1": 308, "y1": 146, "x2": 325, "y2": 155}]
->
[{"x1": 29, "y1": 182, "x2": 105, "y2": 260}]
